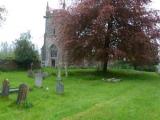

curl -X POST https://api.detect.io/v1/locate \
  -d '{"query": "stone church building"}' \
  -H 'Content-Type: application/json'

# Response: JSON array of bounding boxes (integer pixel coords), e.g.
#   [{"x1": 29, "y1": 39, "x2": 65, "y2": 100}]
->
[
  {"x1": 41, "y1": 3, "x2": 67, "y2": 67},
  {"x1": 41, "y1": 3, "x2": 95, "y2": 67}
]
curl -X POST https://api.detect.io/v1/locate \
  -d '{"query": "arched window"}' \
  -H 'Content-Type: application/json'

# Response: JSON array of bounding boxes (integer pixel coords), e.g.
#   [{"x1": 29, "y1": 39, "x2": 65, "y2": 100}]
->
[{"x1": 50, "y1": 44, "x2": 58, "y2": 57}]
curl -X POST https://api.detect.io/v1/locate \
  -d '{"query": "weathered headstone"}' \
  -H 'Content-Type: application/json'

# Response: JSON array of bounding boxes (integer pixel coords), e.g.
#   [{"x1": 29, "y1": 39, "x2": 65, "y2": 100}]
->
[
  {"x1": 56, "y1": 79, "x2": 64, "y2": 94},
  {"x1": 35, "y1": 71, "x2": 43, "y2": 87},
  {"x1": 56, "y1": 63, "x2": 64, "y2": 94},
  {"x1": 1, "y1": 79, "x2": 9, "y2": 97},
  {"x1": 16, "y1": 84, "x2": 28, "y2": 105}
]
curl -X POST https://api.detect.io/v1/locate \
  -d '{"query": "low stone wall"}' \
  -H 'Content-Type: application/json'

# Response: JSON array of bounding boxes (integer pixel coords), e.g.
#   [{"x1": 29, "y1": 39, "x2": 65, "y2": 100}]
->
[
  {"x1": 0, "y1": 59, "x2": 40, "y2": 71},
  {"x1": 0, "y1": 59, "x2": 18, "y2": 71}
]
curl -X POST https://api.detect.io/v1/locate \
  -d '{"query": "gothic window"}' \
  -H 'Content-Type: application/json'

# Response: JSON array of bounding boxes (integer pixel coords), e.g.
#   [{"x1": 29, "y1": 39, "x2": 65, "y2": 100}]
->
[{"x1": 50, "y1": 44, "x2": 58, "y2": 57}]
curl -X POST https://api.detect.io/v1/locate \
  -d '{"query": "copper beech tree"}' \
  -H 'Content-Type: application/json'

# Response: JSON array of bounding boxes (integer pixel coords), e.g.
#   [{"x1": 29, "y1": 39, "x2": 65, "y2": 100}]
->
[{"x1": 59, "y1": 0, "x2": 160, "y2": 72}]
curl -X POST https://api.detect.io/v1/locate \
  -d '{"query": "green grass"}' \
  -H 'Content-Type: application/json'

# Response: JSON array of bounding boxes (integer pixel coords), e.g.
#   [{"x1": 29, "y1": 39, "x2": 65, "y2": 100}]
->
[{"x1": 0, "y1": 68, "x2": 160, "y2": 120}]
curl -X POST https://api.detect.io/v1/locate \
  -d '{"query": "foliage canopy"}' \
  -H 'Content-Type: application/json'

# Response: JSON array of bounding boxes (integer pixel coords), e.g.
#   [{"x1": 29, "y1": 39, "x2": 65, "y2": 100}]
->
[{"x1": 60, "y1": 0, "x2": 160, "y2": 71}]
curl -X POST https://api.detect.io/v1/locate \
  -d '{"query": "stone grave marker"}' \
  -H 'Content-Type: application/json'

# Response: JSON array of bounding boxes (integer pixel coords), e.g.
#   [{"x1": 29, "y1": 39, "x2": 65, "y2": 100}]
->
[
  {"x1": 56, "y1": 79, "x2": 64, "y2": 94},
  {"x1": 1, "y1": 79, "x2": 10, "y2": 97},
  {"x1": 16, "y1": 84, "x2": 28, "y2": 105},
  {"x1": 56, "y1": 64, "x2": 64, "y2": 94},
  {"x1": 35, "y1": 71, "x2": 43, "y2": 88}
]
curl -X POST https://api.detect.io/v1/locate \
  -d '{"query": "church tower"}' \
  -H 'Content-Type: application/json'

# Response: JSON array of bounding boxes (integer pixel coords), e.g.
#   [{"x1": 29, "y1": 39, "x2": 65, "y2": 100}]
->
[
  {"x1": 41, "y1": 2, "x2": 70, "y2": 67},
  {"x1": 41, "y1": 2, "x2": 59, "y2": 67}
]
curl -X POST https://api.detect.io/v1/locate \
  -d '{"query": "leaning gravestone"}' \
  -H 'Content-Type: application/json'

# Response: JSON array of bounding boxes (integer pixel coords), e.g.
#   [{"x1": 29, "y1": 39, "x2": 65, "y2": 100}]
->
[
  {"x1": 16, "y1": 84, "x2": 28, "y2": 105},
  {"x1": 35, "y1": 71, "x2": 43, "y2": 88},
  {"x1": 1, "y1": 79, "x2": 10, "y2": 97}
]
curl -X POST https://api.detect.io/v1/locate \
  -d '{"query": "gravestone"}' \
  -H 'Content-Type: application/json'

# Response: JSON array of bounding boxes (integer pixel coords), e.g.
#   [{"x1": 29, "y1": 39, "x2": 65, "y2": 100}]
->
[
  {"x1": 1, "y1": 79, "x2": 9, "y2": 97},
  {"x1": 35, "y1": 71, "x2": 43, "y2": 88},
  {"x1": 56, "y1": 64, "x2": 64, "y2": 94},
  {"x1": 56, "y1": 78, "x2": 64, "y2": 94},
  {"x1": 16, "y1": 84, "x2": 28, "y2": 105}
]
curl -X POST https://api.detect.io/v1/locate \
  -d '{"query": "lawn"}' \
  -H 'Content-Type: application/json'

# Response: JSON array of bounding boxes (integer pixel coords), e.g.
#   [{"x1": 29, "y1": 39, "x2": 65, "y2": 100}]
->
[{"x1": 0, "y1": 68, "x2": 160, "y2": 120}]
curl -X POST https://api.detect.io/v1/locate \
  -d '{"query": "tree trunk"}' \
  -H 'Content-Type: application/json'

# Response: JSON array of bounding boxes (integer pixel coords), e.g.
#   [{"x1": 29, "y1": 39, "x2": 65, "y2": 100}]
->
[
  {"x1": 103, "y1": 60, "x2": 108, "y2": 72},
  {"x1": 134, "y1": 64, "x2": 137, "y2": 70},
  {"x1": 102, "y1": 20, "x2": 112, "y2": 73},
  {"x1": 103, "y1": 62, "x2": 107, "y2": 72}
]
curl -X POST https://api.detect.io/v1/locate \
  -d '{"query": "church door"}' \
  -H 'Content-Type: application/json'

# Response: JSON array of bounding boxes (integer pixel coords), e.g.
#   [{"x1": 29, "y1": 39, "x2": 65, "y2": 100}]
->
[{"x1": 51, "y1": 59, "x2": 55, "y2": 67}]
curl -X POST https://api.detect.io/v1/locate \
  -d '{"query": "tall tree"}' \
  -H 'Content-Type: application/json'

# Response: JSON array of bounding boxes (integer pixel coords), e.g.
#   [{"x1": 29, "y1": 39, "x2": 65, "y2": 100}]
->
[
  {"x1": 61, "y1": 0, "x2": 160, "y2": 71},
  {"x1": 14, "y1": 31, "x2": 39, "y2": 69}
]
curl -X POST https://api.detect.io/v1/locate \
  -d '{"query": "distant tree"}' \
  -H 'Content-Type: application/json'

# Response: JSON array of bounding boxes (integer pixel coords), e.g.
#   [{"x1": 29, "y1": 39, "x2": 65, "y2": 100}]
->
[
  {"x1": 1, "y1": 42, "x2": 9, "y2": 53},
  {"x1": 61, "y1": 0, "x2": 160, "y2": 72},
  {"x1": 0, "y1": 5, "x2": 8, "y2": 59},
  {"x1": 0, "y1": 5, "x2": 6, "y2": 26},
  {"x1": 0, "y1": 42, "x2": 15, "y2": 59},
  {"x1": 14, "y1": 31, "x2": 39, "y2": 69}
]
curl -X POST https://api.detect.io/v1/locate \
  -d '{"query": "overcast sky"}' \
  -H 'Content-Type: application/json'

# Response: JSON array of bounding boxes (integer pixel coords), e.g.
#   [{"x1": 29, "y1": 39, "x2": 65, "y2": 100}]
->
[{"x1": 0, "y1": 0, "x2": 159, "y2": 50}]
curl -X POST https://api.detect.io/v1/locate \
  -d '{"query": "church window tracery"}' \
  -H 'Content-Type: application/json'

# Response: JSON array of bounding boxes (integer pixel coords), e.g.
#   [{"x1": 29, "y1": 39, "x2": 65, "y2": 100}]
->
[{"x1": 50, "y1": 44, "x2": 58, "y2": 57}]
